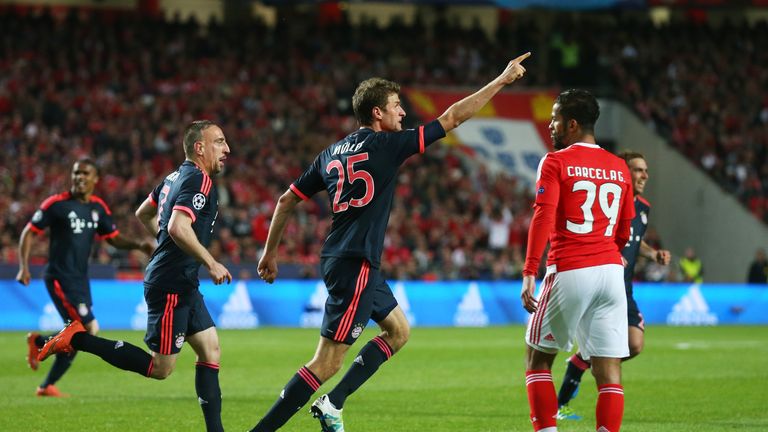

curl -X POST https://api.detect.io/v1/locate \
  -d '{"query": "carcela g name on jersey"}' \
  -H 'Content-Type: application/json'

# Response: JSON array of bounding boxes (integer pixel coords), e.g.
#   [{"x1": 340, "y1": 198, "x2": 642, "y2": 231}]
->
[{"x1": 566, "y1": 165, "x2": 625, "y2": 182}]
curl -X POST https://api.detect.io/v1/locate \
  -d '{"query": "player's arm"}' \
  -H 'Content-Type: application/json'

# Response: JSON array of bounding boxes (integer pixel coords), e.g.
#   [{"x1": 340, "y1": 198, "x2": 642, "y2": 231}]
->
[
  {"x1": 258, "y1": 188, "x2": 303, "y2": 284},
  {"x1": 16, "y1": 224, "x2": 36, "y2": 286},
  {"x1": 521, "y1": 203, "x2": 556, "y2": 314},
  {"x1": 640, "y1": 240, "x2": 671, "y2": 265},
  {"x1": 167, "y1": 210, "x2": 232, "y2": 285},
  {"x1": 437, "y1": 52, "x2": 530, "y2": 133},
  {"x1": 106, "y1": 233, "x2": 155, "y2": 256},
  {"x1": 135, "y1": 196, "x2": 159, "y2": 237}
]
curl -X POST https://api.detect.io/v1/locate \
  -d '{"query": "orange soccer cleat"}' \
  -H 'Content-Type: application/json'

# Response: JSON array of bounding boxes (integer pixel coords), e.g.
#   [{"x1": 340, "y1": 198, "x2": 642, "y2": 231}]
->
[
  {"x1": 36, "y1": 384, "x2": 69, "y2": 397},
  {"x1": 37, "y1": 320, "x2": 86, "y2": 362},
  {"x1": 26, "y1": 332, "x2": 41, "y2": 371}
]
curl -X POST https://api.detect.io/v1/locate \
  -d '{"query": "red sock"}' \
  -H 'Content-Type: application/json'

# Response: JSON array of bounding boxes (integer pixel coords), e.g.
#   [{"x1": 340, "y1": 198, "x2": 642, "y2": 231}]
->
[
  {"x1": 596, "y1": 384, "x2": 624, "y2": 432},
  {"x1": 525, "y1": 370, "x2": 557, "y2": 431}
]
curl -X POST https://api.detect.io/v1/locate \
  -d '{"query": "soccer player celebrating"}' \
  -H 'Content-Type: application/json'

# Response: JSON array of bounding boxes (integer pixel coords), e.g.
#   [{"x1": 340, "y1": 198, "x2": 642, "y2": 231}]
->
[
  {"x1": 17, "y1": 158, "x2": 154, "y2": 397},
  {"x1": 521, "y1": 89, "x2": 635, "y2": 432},
  {"x1": 37, "y1": 121, "x2": 232, "y2": 432},
  {"x1": 555, "y1": 151, "x2": 671, "y2": 420},
  {"x1": 249, "y1": 53, "x2": 531, "y2": 432}
]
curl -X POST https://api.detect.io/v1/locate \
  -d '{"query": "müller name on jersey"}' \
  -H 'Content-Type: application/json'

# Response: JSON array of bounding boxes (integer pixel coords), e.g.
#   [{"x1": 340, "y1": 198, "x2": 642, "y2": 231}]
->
[{"x1": 566, "y1": 165, "x2": 625, "y2": 182}]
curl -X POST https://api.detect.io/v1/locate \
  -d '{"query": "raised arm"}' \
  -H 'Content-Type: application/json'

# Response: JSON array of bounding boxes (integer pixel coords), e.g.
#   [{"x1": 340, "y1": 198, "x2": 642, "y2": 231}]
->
[
  {"x1": 438, "y1": 52, "x2": 531, "y2": 133},
  {"x1": 257, "y1": 188, "x2": 303, "y2": 284}
]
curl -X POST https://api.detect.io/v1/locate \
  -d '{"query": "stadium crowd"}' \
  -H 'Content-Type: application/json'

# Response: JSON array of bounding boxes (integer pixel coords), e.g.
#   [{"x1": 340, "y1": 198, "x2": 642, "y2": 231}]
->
[{"x1": 0, "y1": 7, "x2": 764, "y2": 280}]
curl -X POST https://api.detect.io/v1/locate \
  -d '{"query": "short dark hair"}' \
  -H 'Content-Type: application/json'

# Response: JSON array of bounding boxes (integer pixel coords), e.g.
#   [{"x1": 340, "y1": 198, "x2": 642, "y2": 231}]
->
[
  {"x1": 617, "y1": 151, "x2": 645, "y2": 165},
  {"x1": 352, "y1": 78, "x2": 400, "y2": 127},
  {"x1": 183, "y1": 120, "x2": 216, "y2": 158},
  {"x1": 74, "y1": 157, "x2": 100, "y2": 176},
  {"x1": 555, "y1": 89, "x2": 600, "y2": 135}
]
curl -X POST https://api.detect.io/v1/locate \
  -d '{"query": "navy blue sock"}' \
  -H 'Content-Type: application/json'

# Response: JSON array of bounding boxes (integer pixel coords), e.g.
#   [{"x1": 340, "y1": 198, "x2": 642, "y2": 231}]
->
[
  {"x1": 41, "y1": 352, "x2": 75, "y2": 387},
  {"x1": 557, "y1": 353, "x2": 590, "y2": 407},
  {"x1": 328, "y1": 336, "x2": 393, "y2": 409},
  {"x1": 71, "y1": 332, "x2": 153, "y2": 377},
  {"x1": 196, "y1": 362, "x2": 224, "y2": 432},
  {"x1": 250, "y1": 366, "x2": 322, "y2": 432}
]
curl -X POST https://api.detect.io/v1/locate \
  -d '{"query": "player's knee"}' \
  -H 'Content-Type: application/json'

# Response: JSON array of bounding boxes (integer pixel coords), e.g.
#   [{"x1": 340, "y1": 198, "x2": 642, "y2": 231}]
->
[
  {"x1": 199, "y1": 344, "x2": 221, "y2": 364},
  {"x1": 150, "y1": 362, "x2": 175, "y2": 380},
  {"x1": 628, "y1": 340, "x2": 644, "y2": 358}
]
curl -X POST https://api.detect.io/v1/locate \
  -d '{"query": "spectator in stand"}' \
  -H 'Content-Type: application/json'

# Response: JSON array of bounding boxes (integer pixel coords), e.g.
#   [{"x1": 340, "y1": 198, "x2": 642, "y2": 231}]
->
[{"x1": 679, "y1": 247, "x2": 704, "y2": 283}]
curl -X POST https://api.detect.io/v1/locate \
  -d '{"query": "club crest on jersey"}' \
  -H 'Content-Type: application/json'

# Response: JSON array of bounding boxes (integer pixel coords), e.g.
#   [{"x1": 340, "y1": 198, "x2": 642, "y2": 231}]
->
[
  {"x1": 91, "y1": 210, "x2": 99, "y2": 223},
  {"x1": 351, "y1": 323, "x2": 365, "y2": 339},
  {"x1": 32, "y1": 210, "x2": 43, "y2": 223},
  {"x1": 192, "y1": 193, "x2": 206, "y2": 210},
  {"x1": 175, "y1": 334, "x2": 185, "y2": 349},
  {"x1": 640, "y1": 212, "x2": 648, "y2": 225}
]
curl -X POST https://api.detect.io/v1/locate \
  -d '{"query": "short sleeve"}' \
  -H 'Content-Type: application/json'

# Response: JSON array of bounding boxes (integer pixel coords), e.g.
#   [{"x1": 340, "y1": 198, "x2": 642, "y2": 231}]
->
[
  {"x1": 534, "y1": 154, "x2": 561, "y2": 207},
  {"x1": 291, "y1": 157, "x2": 325, "y2": 201},
  {"x1": 96, "y1": 204, "x2": 119, "y2": 239},
  {"x1": 27, "y1": 207, "x2": 50, "y2": 234},
  {"x1": 387, "y1": 120, "x2": 446, "y2": 165},
  {"x1": 149, "y1": 182, "x2": 164, "y2": 207},
  {"x1": 173, "y1": 172, "x2": 211, "y2": 222}
]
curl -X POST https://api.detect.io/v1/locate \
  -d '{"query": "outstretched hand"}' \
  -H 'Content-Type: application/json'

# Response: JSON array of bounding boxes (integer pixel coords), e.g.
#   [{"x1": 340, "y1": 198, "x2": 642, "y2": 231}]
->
[{"x1": 498, "y1": 52, "x2": 531, "y2": 85}]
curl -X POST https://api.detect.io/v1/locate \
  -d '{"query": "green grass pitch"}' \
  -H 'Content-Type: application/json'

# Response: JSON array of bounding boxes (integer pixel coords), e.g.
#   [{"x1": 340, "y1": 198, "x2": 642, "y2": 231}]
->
[{"x1": 1, "y1": 326, "x2": 766, "y2": 431}]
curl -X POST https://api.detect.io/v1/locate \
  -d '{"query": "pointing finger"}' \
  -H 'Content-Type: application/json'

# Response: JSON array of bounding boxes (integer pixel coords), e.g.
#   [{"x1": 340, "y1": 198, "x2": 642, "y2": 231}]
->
[{"x1": 513, "y1": 52, "x2": 532, "y2": 64}]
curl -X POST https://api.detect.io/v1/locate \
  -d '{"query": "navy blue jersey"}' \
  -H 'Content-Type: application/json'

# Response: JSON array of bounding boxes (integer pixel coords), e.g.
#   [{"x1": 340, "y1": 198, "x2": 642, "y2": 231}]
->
[
  {"x1": 27, "y1": 192, "x2": 118, "y2": 280},
  {"x1": 144, "y1": 161, "x2": 218, "y2": 292},
  {"x1": 291, "y1": 120, "x2": 446, "y2": 268},
  {"x1": 622, "y1": 196, "x2": 651, "y2": 292}
]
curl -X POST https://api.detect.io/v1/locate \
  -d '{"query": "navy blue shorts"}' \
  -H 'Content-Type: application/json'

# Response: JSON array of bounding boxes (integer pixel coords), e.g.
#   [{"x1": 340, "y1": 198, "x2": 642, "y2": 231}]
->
[
  {"x1": 320, "y1": 257, "x2": 398, "y2": 345},
  {"x1": 627, "y1": 294, "x2": 644, "y2": 331},
  {"x1": 143, "y1": 285, "x2": 215, "y2": 355},
  {"x1": 44, "y1": 276, "x2": 94, "y2": 325}
]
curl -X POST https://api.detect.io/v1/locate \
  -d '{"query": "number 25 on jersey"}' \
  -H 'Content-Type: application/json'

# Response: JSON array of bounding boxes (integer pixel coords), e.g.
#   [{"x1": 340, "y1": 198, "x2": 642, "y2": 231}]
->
[{"x1": 326, "y1": 153, "x2": 375, "y2": 213}]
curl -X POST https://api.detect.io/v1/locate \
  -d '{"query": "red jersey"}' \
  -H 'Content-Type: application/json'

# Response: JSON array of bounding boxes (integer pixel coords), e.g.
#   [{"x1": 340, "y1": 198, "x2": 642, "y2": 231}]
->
[{"x1": 524, "y1": 143, "x2": 635, "y2": 275}]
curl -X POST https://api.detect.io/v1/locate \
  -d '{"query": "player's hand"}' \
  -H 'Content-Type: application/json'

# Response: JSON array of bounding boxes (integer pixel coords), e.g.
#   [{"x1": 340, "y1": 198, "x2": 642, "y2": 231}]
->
[
  {"x1": 520, "y1": 274, "x2": 539, "y2": 314},
  {"x1": 257, "y1": 253, "x2": 278, "y2": 284},
  {"x1": 139, "y1": 240, "x2": 156, "y2": 256},
  {"x1": 498, "y1": 52, "x2": 531, "y2": 85},
  {"x1": 16, "y1": 267, "x2": 31, "y2": 286},
  {"x1": 621, "y1": 256, "x2": 628, "y2": 267},
  {"x1": 208, "y1": 261, "x2": 232, "y2": 285},
  {"x1": 656, "y1": 249, "x2": 671, "y2": 265}
]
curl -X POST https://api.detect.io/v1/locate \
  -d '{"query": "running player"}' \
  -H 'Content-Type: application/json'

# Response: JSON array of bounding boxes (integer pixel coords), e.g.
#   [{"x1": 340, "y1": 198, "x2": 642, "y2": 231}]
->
[
  {"x1": 37, "y1": 120, "x2": 232, "y2": 432},
  {"x1": 249, "y1": 53, "x2": 531, "y2": 432},
  {"x1": 521, "y1": 89, "x2": 634, "y2": 432},
  {"x1": 17, "y1": 158, "x2": 154, "y2": 397}
]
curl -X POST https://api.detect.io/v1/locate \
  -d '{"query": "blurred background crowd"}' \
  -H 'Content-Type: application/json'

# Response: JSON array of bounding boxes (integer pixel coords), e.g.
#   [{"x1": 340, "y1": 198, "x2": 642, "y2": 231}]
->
[{"x1": 0, "y1": 3, "x2": 765, "y2": 282}]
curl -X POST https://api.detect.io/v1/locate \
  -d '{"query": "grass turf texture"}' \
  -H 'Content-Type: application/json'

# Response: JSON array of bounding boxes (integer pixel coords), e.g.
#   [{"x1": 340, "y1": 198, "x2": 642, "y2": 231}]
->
[{"x1": 1, "y1": 326, "x2": 766, "y2": 431}]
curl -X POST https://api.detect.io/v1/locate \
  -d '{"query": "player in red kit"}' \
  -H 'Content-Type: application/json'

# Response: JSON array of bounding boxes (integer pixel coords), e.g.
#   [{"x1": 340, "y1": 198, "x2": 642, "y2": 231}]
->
[{"x1": 521, "y1": 89, "x2": 634, "y2": 432}]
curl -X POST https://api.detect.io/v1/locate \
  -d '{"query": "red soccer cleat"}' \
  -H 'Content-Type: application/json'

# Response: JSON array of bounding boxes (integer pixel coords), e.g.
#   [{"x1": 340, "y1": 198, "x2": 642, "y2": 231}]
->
[
  {"x1": 37, "y1": 320, "x2": 86, "y2": 362},
  {"x1": 26, "y1": 332, "x2": 41, "y2": 371},
  {"x1": 36, "y1": 384, "x2": 69, "y2": 397}
]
